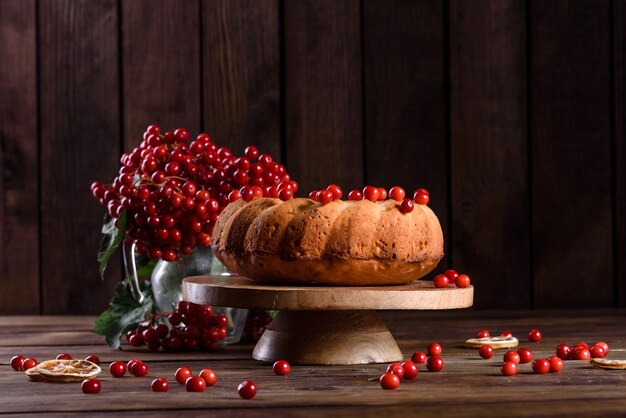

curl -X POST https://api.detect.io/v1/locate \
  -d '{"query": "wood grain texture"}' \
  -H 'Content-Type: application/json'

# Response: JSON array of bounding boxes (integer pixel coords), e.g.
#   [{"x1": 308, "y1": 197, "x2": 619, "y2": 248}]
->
[
  {"x1": 183, "y1": 275, "x2": 474, "y2": 310},
  {"x1": 39, "y1": 0, "x2": 121, "y2": 314},
  {"x1": 252, "y1": 310, "x2": 403, "y2": 364},
  {"x1": 122, "y1": 0, "x2": 201, "y2": 148},
  {"x1": 2, "y1": 312, "x2": 626, "y2": 416},
  {"x1": 450, "y1": 0, "x2": 530, "y2": 308},
  {"x1": 284, "y1": 0, "x2": 363, "y2": 194},
  {"x1": 362, "y1": 0, "x2": 448, "y2": 267},
  {"x1": 0, "y1": 0, "x2": 39, "y2": 314},
  {"x1": 530, "y1": 0, "x2": 613, "y2": 308},
  {"x1": 616, "y1": 0, "x2": 626, "y2": 306},
  {"x1": 202, "y1": 0, "x2": 281, "y2": 158}
]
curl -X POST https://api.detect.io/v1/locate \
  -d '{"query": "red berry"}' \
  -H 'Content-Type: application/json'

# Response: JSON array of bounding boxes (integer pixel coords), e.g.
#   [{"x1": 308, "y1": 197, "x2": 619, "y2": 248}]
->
[
  {"x1": 238, "y1": 380, "x2": 257, "y2": 399},
  {"x1": 503, "y1": 351, "x2": 520, "y2": 364},
  {"x1": 501, "y1": 330, "x2": 512, "y2": 337},
  {"x1": 414, "y1": 188, "x2": 429, "y2": 205},
  {"x1": 556, "y1": 344, "x2": 571, "y2": 360},
  {"x1": 318, "y1": 190, "x2": 333, "y2": 204},
  {"x1": 129, "y1": 333, "x2": 144, "y2": 347},
  {"x1": 132, "y1": 362, "x2": 149, "y2": 377},
  {"x1": 377, "y1": 187, "x2": 388, "y2": 200},
  {"x1": 528, "y1": 329, "x2": 542, "y2": 342},
  {"x1": 595, "y1": 341, "x2": 610, "y2": 355},
  {"x1": 185, "y1": 376, "x2": 206, "y2": 392},
  {"x1": 411, "y1": 351, "x2": 427, "y2": 364},
  {"x1": 399, "y1": 198, "x2": 414, "y2": 213},
  {"x1": 574, "y1": 348, "x2": 591, "y2": 361},
  {"x1": 590, "y1": 344, "x2": 606, "y2": 359},
  {"x1": 443, "y1": 269, "x2": 459, "y2": 281},
  {"x1": 348, "y1": 190, "x2": 363, "y2": 200},
  {"x1": 175, "y1": 367, "x2": 193, "y2": 384},
  {"x1": 327, "y1": 184, "x2": 342, "y2": 200},
  {"x1": 479, "y1": 345, "x2": 494, "y2": 359},
  {"x1": 548, "y1": 356, "x2": 563, "y2": 373},
  {"x1": 501, "y1": 361, "x2": 517, "y2": 376},
  {"x1": 433, "y1": 274, "x2": 449, "y2": 288},
  {"x1": 199, "y1": 369, "x2": 217, "y2": 386},
  {"x1": 273, "y1": 360, "x2": 291, "y2": 376},
  {"x1": 278, "y1": 187, "x2": 293, "y2": 201},
  {"x1": 151, "y1": 377, "x2": 169, "y2": 392},
  {"x1": 518, "y1": 348, "x2": 533, "y2": 364},
  {"x1": 363, "y1": 186, "x2": 379, "y2": 202},
  {"x1": 56, "y1": 353, "x2": 72, "y2": 360},
  {"x1": 476, "y1": 329, "x2": 490, "y2": 339},
  {"x1": 109, "y1": 361, "x2": 126, "y2": 377},
  {"x1": 174, "y1": 128, "x2": 190, "y2": 142},
  {"x1": 379, "y1": 372, "x2": 400, "y2": 390},
  {"x1": 81, "y1": 379, "x2": 101, "y2": 394},
  {"x1": 21, "y1": 358, "x2": 37, "y2": 370},
  {"x1": 455, "y1": 274, "x2": 471, "y2": 288},
  {"x1": 85, "y1": 354, "x2": 100, "y2": 365},
  {"x1": 532, "y1": 358, "x2": 550, "y2": 374},
  {"x1": 427, "y1": 343, "x2": 442, "y2": 356},
  {"x1": 245, "y1": 146, "x2": 259, "y2": 160},
  {"x1": 426, "y1": 356, "x2": 444, "y2": 372},
  {"x1": 389, "y1": 186, "x2": 406, "y2": 201},
  {"x1": 401, "y1": 360, "x2": 418, "y2": 380},
  {"x1": 386, "y1": 362, "x2": 404, "y2": 379},
  {"x1": 10, "y1": 355, "x2": 25, "y2": 371}
]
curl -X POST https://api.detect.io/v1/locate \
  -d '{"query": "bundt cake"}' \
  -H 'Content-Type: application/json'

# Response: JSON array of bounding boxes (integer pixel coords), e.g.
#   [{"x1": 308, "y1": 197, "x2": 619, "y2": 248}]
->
[{"x1": 211, "y1": 197, "x2": 444, "y2": 285}]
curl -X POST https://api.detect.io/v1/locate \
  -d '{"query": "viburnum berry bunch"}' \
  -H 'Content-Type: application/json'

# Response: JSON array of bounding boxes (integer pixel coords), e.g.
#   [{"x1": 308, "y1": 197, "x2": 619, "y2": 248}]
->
[
  {"x1": 91, "y1": 125, "x2": 295, "y2": 262},
  {"x1": 124, "y1": 301, "x2": 230, "y2": 352}
]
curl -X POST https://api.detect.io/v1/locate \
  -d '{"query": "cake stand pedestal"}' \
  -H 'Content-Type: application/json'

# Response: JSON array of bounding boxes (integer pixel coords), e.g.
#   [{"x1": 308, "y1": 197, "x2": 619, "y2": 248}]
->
[{"x1": 182, "y1": 275, "x2": 473, "y2": 365}]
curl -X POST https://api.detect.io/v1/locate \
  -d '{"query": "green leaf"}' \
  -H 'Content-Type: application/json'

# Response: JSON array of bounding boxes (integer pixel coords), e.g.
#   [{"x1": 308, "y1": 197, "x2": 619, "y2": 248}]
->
[
  {"x1": 92, "y1": 276, "x2": 155, "y2": 348},
  {"x1": 97, "y1": 211, "x2": 127, "y2": 279}
]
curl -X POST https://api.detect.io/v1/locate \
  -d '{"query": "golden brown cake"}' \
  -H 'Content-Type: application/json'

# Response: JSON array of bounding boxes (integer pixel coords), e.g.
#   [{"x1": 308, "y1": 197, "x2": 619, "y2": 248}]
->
[{"x1": 211, "y1": 197, "x2": 444, "y2": 285}]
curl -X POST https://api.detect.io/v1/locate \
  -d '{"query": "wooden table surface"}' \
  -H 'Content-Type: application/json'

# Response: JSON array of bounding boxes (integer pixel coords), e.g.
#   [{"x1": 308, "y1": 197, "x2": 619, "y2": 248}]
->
[{"x1": 2, "y1": 310, "x2": 626, "y2": 417}]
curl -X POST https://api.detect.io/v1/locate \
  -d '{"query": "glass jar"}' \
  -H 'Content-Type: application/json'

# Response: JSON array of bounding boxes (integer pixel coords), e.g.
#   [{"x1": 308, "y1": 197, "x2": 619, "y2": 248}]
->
[{"x1": 124, "y1": 242, "x2": 247, "y2": 346}]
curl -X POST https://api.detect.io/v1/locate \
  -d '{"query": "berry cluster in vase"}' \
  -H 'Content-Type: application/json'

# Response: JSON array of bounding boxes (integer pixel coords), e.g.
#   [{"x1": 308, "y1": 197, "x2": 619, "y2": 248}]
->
[
  {"x1": 90, "y1": 125, "x2": 294, "y2": 261},
  {"x1": 125, "y1": 301, "x2": 230, "y2": 352},
  {"x1": 308, "y1": 184, "x2": 430, "y2": 213}
]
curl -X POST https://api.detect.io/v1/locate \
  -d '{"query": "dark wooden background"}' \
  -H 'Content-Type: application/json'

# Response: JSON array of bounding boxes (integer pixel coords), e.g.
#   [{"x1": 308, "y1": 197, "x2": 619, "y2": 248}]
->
[{"x1": 0, "y1": 0, "x2": 624, "y2": 314}]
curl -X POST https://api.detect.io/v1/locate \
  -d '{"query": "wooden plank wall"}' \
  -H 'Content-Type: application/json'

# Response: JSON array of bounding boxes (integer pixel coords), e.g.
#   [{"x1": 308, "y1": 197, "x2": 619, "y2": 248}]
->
[{"x1": 0, "y1": 0, "x2": 622, "y2": 314}]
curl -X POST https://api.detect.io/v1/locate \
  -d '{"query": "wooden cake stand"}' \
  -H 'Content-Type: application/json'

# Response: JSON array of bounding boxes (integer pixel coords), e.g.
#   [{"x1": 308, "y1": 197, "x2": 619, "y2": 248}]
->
[{"x1": 182, "y1": 275, "x2": 473, "y2": 365}]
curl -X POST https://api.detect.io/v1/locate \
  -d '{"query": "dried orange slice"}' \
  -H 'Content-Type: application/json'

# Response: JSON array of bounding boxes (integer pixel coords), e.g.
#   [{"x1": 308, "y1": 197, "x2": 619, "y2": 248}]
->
[
  {"x1": 464, "y1": 335, "x2": 519, "y2": 349},
  {"x1": 35, "y1": 359, "x2": 101, "y2": 382},
  {"x1": 25, "y1": 366, "x2": 45, "y2": 382},
  {"x1": 590, "y1": 358, "x2": 626, "y2": 370}
]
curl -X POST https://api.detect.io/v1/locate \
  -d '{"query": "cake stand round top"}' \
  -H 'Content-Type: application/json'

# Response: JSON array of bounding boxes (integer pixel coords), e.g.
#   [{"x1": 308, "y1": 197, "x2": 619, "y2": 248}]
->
[{"x1": 182, "y1": 275, "x2": 473, "y2": 311}]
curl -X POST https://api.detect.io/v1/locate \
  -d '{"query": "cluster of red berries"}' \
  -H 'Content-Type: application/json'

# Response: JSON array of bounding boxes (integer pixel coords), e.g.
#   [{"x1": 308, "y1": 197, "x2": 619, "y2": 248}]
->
[
  {"x1": 500, "y1": 351, "x2": 564, "y2": 376},
  {"x1": 556, "y1": 341, "x2": 609, "y2": 361},
  {"x1": 90, "y1": 125, "x2": 294, "y2": 261},
  {"x1": 109, "y1": 359, "x2": 149, "y2": 378},
  {"x1": 380, "y1": 342, "x2": 445, "y2": 389},
  {"x1": 125, "y1": 301, "x2": 229, "y2": 352},
  {"x1": 433, "y1": 269, "x2": 471, "y2": 288},
  {"x1": 241, "y1": 309, "x2": 274, "y2": 342},
  {"x1": 308, "y1": 185, "x2": 430, "y2": 214}
]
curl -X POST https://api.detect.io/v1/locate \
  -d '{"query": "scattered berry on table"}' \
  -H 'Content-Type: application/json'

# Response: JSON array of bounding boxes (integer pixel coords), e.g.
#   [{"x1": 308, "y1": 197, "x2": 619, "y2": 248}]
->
[
  {"x1": 401, "y1": 360, "x2": 418, "y2": 380},
  {"x1": 200, "y1": 369, "x2": 217, "y2": 386},
  {"x1": 503, "y1": 351, "x2": 520, "y2": 365},
  {"x1": 501, "y1": 361, "x2": 517, "y2": 376},
  {"x1": 273, "y1": 360, "x2": 291, "y2": 376},
  {"x1": 479, "y1": 345, "x2": 494, "y2": 359},
  {"x1": 109, "y1": 361, "x2": 126, "y2": 378},
  {"x1": 81, "y1": 379, "x2": 101, "y2": 394},
  {"x1": 528, "y1": 329, "x2": 542, "y2": 342},
  {"x1": 411, "y1": 351, "x2": 427, "y2": 364},
  {"x1": 501, "y1": 330, "x2": 513, "y2": 337},
  {"x1": 175, "y1": 367, "x2": 193, "y2": 384},
  {"x1": 476, "y1": 329, "x2": 490, "y2": 339},
  {"x1": 548, "y1": 356, "x2": 563, "y2": 373},
  {"x1": 590, "y1": 344, "x2": 607, "y2": 359},
  {"x1": 21, "y1": 358, "x2": 37, "y2": 371},
  {"x1": 386, "y1": 362, "x2": 405, "y2": 379},
  {"x1": 532, "y1": 358, "x2": 550, "y2": 374},
  {"x1": 85, "y1": 355, "x2": 100, "y2": 365},
  {"x1": 185, "y1": 376, "x2": 206, "y2": 392},
  {"x1": 517, "y1": 348, "x2": 533, "y2": 364},
  {"x1": 131, "y1": 362, "x2": 149, "y2": 377},
  {"x1": 379, "y1": 372, "x2": 400, "y2": 390},
  {"x1": 427, "y1": 356, "x2": 444, "y2": 372},
  {"x1": 427, "y1": 343, "x2": 442, "y2": 356},
  {"x1": 556, "y1": 344, "x2": 571, "y2": 360},
  {"x1": 151, "y1": 377, "x2": 169, "y2": 392},
  {"x1": 455, "y1": 274, "x2": 471, "y2": 288},
  {"x1": 10, "y1": 355, "x2": 25, "y2": 371},
  {"x1": 238, "y1": 380, "x2": 257, "y2": 399}
]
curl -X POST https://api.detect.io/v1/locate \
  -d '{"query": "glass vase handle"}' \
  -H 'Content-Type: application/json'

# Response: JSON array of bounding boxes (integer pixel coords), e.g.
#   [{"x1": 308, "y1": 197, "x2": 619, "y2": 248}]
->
[{"x1": 123, "y1": 239, "x2": 145, "y2": 303}]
